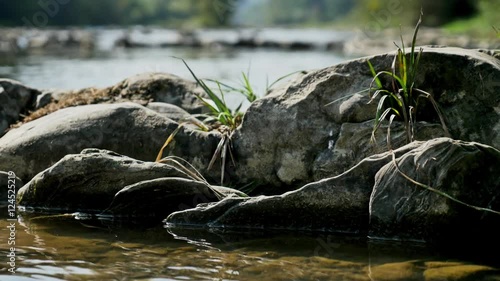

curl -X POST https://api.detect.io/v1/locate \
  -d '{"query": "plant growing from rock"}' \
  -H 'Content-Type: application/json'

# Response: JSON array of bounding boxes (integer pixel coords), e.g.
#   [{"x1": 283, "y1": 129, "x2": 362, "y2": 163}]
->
[
  {"x1": 156, "y1": 59, "x2": 298, "y2": 186},
  {"x1": 367, "y1": 10, "x2": 449, "y2": 144}
]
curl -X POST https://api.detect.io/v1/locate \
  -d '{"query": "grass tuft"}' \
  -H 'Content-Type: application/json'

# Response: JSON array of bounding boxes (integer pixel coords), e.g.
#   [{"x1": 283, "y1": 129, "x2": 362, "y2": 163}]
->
[{"x1": 367, "y1": 10, "x2": 449, "y2": 144}]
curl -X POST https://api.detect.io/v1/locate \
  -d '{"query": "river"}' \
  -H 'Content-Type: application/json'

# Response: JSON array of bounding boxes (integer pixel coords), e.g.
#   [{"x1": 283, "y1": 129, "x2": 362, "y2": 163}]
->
[
  {"x1": 1, "y1": 214, "x2": 499, "y2": 280},
  {"x1": 1, "y1": 28, "x2": 499, "y2": 280}
]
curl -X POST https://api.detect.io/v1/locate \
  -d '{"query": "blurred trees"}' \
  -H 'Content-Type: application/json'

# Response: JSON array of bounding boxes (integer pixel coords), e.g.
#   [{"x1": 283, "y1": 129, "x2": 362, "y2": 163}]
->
[
  {"x1": 0, "y1": 0, "x2": 491, "y2": 29},
  {"x1": 0, "y1": 0, "x2": 237, "y2": 27},
  {"x1": 237, "y1": 0, "x2": 481, "y2": 27}
]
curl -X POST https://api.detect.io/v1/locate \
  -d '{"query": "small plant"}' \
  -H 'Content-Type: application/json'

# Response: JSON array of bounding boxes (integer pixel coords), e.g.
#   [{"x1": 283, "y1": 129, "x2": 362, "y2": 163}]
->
[
  {"x1": 209, "y1": 69, "x2": 305, "y2": 106},
  {"x1": 156, "y1": 59, "x2": 299, "y2": 186},
  {"x1": 367, "y1": 10, "x2": 449, "y2": 144},
  {"x1": 156, "y1": 58, "x2": 240, "y2": 185}
]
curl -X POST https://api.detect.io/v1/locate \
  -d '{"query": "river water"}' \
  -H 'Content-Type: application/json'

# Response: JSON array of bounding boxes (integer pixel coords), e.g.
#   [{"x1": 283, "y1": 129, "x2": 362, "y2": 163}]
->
[
  {"x1": 1, "y1": 214, "x2": 499, "y2": 281},
  {"x1": 1, "y1": 29, "x2": 500, "y2": 280},
  {"x1": 0, "y1": 28, "x2": 353, "y2": 109}
]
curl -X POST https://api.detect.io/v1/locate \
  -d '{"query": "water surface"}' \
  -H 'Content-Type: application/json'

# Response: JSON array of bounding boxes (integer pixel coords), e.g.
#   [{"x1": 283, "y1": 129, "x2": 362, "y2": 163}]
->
[{"x1": 1, "y1": 214, "x2": 499, "y2": 281}]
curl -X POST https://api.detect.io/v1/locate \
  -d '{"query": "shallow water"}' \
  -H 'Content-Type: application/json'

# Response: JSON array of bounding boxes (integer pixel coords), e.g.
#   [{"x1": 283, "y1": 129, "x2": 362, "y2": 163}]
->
[
  {"x1": 0, "y1": 28, "x2": 352, "y2": 110},
  {"x1": 1, "y1": 214, "x2": 500, "y2": 281}
]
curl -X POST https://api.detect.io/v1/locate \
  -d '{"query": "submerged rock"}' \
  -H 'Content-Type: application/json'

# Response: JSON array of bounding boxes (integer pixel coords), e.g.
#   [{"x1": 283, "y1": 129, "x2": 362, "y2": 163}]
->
[
  {"x1": 17, "y1": 149, "x2": 191, "y2": 213},
  {"x1": 233, "y1": 47, "x2": 500, "y2": 192},
  {"x1": 0, "y1": 79, "x2": 40, "y2": 134},
  {"x1": 102, "y1": 177, "x2": 233, "y2": 222},
  {"x1": 0, "y1": 171, "x2": 23, "y2": 209},
  {"x1": 0, "y1": 102, "x2": 221, "y2": 182},
  {"x1": 370, "y1": 138, "x2": 500, "y2": 244}
]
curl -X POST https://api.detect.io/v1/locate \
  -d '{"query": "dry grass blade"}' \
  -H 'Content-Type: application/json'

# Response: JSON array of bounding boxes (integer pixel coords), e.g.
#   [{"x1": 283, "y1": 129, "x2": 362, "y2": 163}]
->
[
  {"x1": 158, "y1": 156, "x2": 225, "y2": 200},
  {"x1": 156, "y1": 124, "x2": 184, "y2": 162},
  {"x1": 158, "y1": 156, "x2": 207, "y2": 184},
  {"x1": 414, "y1": 88, "x2": 450, "y2": 137}
]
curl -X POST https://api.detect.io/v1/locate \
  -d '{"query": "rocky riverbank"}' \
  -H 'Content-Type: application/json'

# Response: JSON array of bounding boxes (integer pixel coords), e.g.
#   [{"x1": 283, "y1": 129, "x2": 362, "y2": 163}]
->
[
  {"x1": 1, "y1": 46, "x2": 499, "y2": 246},
  {"x1": 1, "y1": 27, "x2": 499, "y2": 57}
]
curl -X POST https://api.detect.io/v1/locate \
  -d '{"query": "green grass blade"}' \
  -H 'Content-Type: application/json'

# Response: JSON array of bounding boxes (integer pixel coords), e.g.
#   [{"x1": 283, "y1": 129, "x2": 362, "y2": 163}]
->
[
  {"x1": 325, "y1": 89, "x2": 370, "y2": 107},
  {"x1": 177, "y1": 57, "x2": 229, "y2": 114},
  {"x1": 267, "y1": 70, "x2": 306, "y2": 93},
  {"x1": 241, "y1": 72, "x2": 257, "y2": 102},
  {"x1": 367, "y1": 60, "x2": 383, "y2": 89},
  {"x1": 411, "y1": 9, "x2": 424, "y2": 67},
  {"x1": 372, "y1": 106, "x2": 393, "y2": 143}
]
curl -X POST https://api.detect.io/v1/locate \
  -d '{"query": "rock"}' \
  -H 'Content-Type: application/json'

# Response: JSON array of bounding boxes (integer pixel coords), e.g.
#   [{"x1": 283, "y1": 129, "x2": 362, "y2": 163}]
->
[
  {"x1": 0, "y1": 171, "x2": 23, "y2": 209},
  {"x1": 368, "y1": 261, "x2": 499, "y2": 281},
  {"x1": 109, "y1": 72, "x2": 207, "y2": 114},
  {"x1": 233, "y1": 47, "x2": 500, "y2": 192},
  {"x1": 146, "y1": 102, "x2": 192, "y2": 122},
  {"x1": 0, "y1": 103, "x2": 221, "y2": 182},
  {"x1": 101, "y1": 177, "x2": 242, "y2": 222},
  {"x1": 166, "y1": 142, "x2": 422, "y2": 233},
  {"x1": 34, "y1": 89, "x2": 68, "y2": 110},
  {"x1": 24, "y1": 72, "x2": 208, "y2": 125},
  {"x1": 369, "y1": 138, "x2": 500, "y2": 244},
  {"x1": 368, "y1": 261, "x2": 421, "y2": 281},
  {"x1": 313, "y1": 121, "x2": 444, "y2": 181},
  {"x1": 17, "y1": 149, "x2": 192, "y2": 213},
  {"x1": 423, "y1": 263, "x2": 497, "y2": 281},
  {"x1": 0, "y1": 79, "x2": 40, "y2": 134}
]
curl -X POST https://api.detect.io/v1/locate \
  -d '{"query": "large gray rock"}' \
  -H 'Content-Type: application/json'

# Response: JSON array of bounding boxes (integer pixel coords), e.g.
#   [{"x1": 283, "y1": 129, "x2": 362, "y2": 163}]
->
[
  {"x1": 0, "y1": 102, "x2": 221, "y2": 182},
  {"x1": 233, "y1": 47, "x2": 500, "y2": 192},
  {"x1": 166, "y1": 142, "x2": 423, "y2": 233},
  {"x1": 24, "y1": 72, "x2": 207, "y2": 126},
  {"x1": 146, "y1": 102, "x2": 192, "y2": 122},
  {"x1": 17, "y1": 149, "x2": 192, "y2": 213},
  {"x1": 313, "y1": 121, "x2": 444, "y2": 181},
  {"x1": 369, "y1": 138, "x2": 500, "y2": 244},
  {"x1": 0, "y1": 79, "x2": 40, "y2": 134},
  {"x1": 108, "y1": 72, "x2": 207, "y2": 114},
  {"x1": 0, "y1": 171, "x2": 23, "y2": 209}
]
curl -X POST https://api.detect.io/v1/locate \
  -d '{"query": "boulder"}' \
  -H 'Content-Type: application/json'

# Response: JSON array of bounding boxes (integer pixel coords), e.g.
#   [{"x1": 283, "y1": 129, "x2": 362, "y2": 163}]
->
[
  {"x1": 166, "y1": 142, "x2": 422, "y2": 233},
  {"x1": 17, "y1": 149, "x2": 193, "y2": 213},
  {"x1": 0, "y1": 171, "x2": 23, "y2": 209},
  {"x1": 233, "y1": 47, "x2": 500, "y2": 192},
  {"x1": 0, "y1": 79, "x2": 40, "y2": 134},
  {"x1": 22, "y1": 72, "x2": 208, "y2": 125},
  {"x1": 108, "y1": 72, "x2": 207, "y2": 114},
  {"x1": 369, "y1": 138, "x2": 500, "y2": 244},
  {"x1": 313, "y1": 121, "x2": 444, "y2": 181},
  {"x1": 146, "y1": 102, "x2": 192, "y2": 122},
  {"x1": 0, "y1": 103, "x2": 221, "y2": 182}
]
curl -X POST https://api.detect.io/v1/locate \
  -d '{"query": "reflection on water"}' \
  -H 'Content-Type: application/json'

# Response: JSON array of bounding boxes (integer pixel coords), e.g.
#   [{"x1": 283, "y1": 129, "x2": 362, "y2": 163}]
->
[{"x1": 1, "y1": 215, "x2": 499, "y2": 281}]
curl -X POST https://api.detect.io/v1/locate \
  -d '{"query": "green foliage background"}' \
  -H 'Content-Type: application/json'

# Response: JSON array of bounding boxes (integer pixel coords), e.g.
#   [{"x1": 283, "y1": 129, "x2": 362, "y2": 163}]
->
[
  {"x1": 0, "y1": 0, "x2": 233, "y2": 27},
  {"x1": 0, "y1": 0, "x2": 496, "y2": 34}
]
